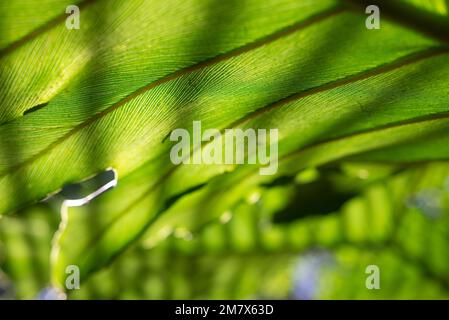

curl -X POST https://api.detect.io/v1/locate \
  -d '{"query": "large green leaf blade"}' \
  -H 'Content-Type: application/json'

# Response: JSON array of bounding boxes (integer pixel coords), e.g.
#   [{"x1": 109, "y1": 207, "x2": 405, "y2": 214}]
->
[{"x1": 46, "y1": 5, "x2": 449, "y2": 285}]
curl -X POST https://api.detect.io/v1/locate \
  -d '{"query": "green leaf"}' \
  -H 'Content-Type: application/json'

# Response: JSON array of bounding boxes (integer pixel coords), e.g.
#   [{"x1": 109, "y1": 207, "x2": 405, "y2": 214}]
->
[
  {"x1": 0, "y1": 0, "x2": 341, "y2": 211},
  {"x1": 41, "y1": 2, "x2": 449, "y2": 286}
]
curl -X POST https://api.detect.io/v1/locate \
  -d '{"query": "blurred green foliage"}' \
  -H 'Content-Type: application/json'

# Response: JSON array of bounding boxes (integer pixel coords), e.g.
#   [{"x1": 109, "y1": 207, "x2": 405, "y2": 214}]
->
[{"x1": 2, "y1": 162, "x2": 449, "y2": 299}]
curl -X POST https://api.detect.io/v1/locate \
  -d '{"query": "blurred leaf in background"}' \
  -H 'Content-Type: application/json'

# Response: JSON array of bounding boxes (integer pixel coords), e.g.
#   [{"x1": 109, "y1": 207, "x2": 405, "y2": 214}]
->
[{"x1": 60, "y1": 163, "x2": 449, "y2": 299}]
